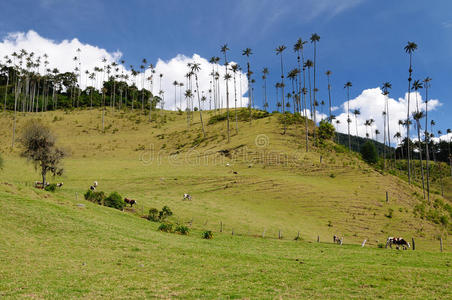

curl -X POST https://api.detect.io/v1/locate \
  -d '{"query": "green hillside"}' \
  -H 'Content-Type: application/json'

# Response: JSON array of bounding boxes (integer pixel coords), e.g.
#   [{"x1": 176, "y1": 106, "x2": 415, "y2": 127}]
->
[{"x1": 0, "y1": 108, "x2": 451, "y2": 298}]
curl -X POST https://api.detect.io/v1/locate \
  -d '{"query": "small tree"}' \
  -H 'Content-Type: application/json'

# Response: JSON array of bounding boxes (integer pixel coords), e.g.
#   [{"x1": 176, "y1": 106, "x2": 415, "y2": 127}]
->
[
  {"x1": 159, "y1": 205, "x2": 173, "y2": 221},
  {"x1": 318, "y1": 120, "x2": 335, "y2": 140},
  {"x1": 361, "y1": 141, "x2": 379, "y2": 164},
  {"x1": 20, "y1": 120, "x2": 65, "y2": 185}
]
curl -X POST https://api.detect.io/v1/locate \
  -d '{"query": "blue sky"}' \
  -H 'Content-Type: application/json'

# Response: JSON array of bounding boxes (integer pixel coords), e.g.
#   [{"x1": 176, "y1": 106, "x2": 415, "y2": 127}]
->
[{"x1": 0, "y1": 0, "x2": 451, "y2": 140}]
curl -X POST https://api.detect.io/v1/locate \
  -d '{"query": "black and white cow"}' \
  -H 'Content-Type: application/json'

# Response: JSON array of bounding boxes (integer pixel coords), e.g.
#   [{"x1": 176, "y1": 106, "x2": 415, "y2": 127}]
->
[
  {"x1": 386, "y1": 237, "x2": 410, "y2": 250},
  {"x1": 183, "y1": 194, "x2": 192, "y2": 201}
]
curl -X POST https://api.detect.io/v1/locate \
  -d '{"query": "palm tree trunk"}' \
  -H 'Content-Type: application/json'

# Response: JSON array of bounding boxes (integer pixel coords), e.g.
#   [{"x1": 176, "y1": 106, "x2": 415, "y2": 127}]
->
[
  {"x1": 406, "y1": 54, "x2": 412, "y2": 184},
  {"x1": 4, "y1": 75, "x2": 9, "y2": 111},
  {"x1": 195, "y1": 74, "x2": 206, "y2": 138},
  {"x1": 233, "y1": 72, "x2": 238, "y2": 134},
  {"x1": 416, "y1": 121, "x2": 426, "y2": 198},
  {"x1": 327, "y1": 74, "x2": 332, "y2": 123}
]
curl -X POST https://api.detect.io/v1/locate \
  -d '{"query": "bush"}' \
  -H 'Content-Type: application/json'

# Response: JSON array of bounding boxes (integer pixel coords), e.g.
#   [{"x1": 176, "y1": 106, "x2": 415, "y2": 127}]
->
[
  {"x1": 318, "y1": 120, "x2": 335, "y2": 140},
  {"x1": 84, "y1": 189, "x2": 106, "y2": 205},
  {"x1": 202, "y1": 230, "x2": 213, "y2": 239},
  {"x1": 44, "y1": 183, "x2": 57, "y2": 192},
  {"x1": 158, "y1": 222, "x2": 173, "y2": 233},
  {"x1": 148, "y1": 208, "x2": 159, "y2": 222},
  {"x1": 377, "y1": 243, "x2": 385, "y2": 248},
  {"x1": 159, "y1": 205, "x2": 173, "y2": 220},
  {"x1": 175, "y1": 225, "x2": 190, "y2": 235},
  {"x1": 104, "y1": 192, "x2": 125, "y2": 210},
  {"x1": 361, "y1": 141, "x2": 379, "y2": 164}
]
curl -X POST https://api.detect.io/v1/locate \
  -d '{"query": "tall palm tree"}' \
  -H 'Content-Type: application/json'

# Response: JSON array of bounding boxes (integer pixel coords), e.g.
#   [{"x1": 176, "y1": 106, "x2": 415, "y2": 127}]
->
[
  {"x1": 413, "y1": 111, "x2": 426, "y2": 199},
  {"x1": 394, "y1": 132, "x2": 402, "y2": 160},
  {"x1": 447, "y1": 128, "x2": 452, "y2": 177},
  {"x1": 326, "y1": 70, "x2": 333, "y2": 123},
  {"x1": 221, "y1": 44, "x2": 231, "y2": 143},
  {"x1": 344, "y1": 81, "x2": 352, "y2": 151},
  {"x1": 375, "y1": 129, "x2": 380, "y2": 143},
  {"x1": 310, "y1": 33, "x2": 320, "y2": 121},
  {"x1": 404, "y1": 41, "x2": 418, "y2": 184},
  {"x1": 173, "y1": 80, "x2": 178, "y2": 110},
  {"x1": 242, "y1": 48, "x2": 253, "y2": 122},
  {"x1": 423, "y1": 76, "x2": 432, "y2": 201},
  {"x1": 353, "y1": 109, "x2": 361, "y2": 147},
  {"x1": 276, "y1": 45, "x2": 287, "y2": 134},
  {"x1": 191, "y1": 63, "x2": 206, "y2": 138},
  {"x1": 382, "y1": 111, "x2": 387, "y2": 168},
  {"x1": 382, "y1": 82, "x2": 393, "y2": 163},
  {"x1": 231, "y1": 64, "x2": 239, "y2": 134},
  {"x1": 335, "y1": 119, "x2": 341, "y2": 143},
  {"x1": 294, "y1": 38, "x2": 309, "y2": 151},
  {"x1": 262, "y1": 67, "x2": 269, "y2": 110},
  {"x1": 304, "y1": 60, "x2": 314, "y2": 118}
]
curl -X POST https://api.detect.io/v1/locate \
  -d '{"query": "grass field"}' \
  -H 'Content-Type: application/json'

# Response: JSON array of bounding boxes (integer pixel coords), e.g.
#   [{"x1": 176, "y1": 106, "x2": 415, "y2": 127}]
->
[{"x1": 0, "y1": 108, "x2": 451, "y2": 298}]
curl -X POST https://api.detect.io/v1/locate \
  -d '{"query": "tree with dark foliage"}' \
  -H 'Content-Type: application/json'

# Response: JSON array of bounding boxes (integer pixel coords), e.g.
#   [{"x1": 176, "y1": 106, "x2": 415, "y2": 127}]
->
[{"x1": 20, "y1": 120, "x2": 65, "y2": 186}]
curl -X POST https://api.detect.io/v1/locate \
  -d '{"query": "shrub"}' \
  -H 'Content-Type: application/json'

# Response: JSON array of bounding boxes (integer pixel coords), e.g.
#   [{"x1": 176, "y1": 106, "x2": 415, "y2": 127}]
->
[
  {"x1": 148, "y1": 208, "x2": 159, "y2": 222},
  {"x1": 361, "y1": 141, "x2": 379, "y2": 164},
  {"x1": 440, "y1": 215, "x2": 449, "y2": 226},
  {"x1": 104, "y1": 192, "x2": 125, "y2": 210},
  {"x1": 44, "y1": 183, "x2": 57, "y2": 192},
  {"x1": 84, "y1": 189, "x2": 106, "y2": 205},
  {"x1": 158, "y1": 222, "x2": 173, "y2": 233},
  {"x1": 202, "y1": 230, "x2": 213, "y2": 239},
  {"x1": 318, "y1": 120, "x2": 335, "y2": 140},
  {"x1": 159, "y1": 205, "x2": 173, "y2": 220},
  {"x1": 377, "y1": 243, "x2": 385, "y2": 248},
  {"x1": 175, "y1": 225, "x2": 190, "y2": 235}
]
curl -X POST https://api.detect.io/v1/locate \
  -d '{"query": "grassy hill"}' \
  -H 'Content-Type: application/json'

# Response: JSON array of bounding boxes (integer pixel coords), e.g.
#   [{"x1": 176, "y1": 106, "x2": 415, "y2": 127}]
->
[{"x1": 0, "y1": 108, "x2": 451, "y2": 298}]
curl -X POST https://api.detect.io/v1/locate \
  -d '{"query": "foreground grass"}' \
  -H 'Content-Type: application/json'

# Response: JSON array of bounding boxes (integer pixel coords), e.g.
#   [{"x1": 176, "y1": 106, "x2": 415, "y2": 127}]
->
[{"x1": 0, "y1": 184, "x2": 451, "y2": 299}]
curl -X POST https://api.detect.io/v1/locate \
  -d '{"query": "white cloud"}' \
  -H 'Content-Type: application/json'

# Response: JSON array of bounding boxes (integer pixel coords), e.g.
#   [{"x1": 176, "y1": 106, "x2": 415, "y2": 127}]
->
[
  {"x1": 0, "y1": 30, "x2": 249, "y2": 111},
  {"x1": 333, "y1": 87, "x2": 442, "y2": 145}
]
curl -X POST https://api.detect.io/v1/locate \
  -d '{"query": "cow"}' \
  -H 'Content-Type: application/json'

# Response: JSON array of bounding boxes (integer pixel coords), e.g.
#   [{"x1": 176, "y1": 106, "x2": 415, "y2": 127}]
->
[
  {"x1": 124, "y1": 198, "x2": 137, "y2": 207},
  {"x1": 386, "y1": 237, "x2": 410, "y2": 250},
  {"x1": 34, "y1": 181, "x2": 49, "y2": 189},
  {"x1": 56, "y1": 182, "x2": 64, "y2": 188},
  {"x1": 333, "y1": 235, "x2": 343, "y2": 245},
  {"x1": 89, "y1": 181, "x2": 98, "y2": 191},
  {"x1": 183, "y1": 194, "x2": 192, "y2": 201},
  {"x1": 233, "y1": 171, "x2": 238, "y2": 175}
]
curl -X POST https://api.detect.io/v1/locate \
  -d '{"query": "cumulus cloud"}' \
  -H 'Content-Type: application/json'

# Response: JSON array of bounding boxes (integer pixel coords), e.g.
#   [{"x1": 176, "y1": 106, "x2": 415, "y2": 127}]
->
[
  {"x1": 333, "y1": 88, "x2": 442, "y2": 145},
  {"x1": 0, "y1": 30, "x2": 249, "y2": 110}
]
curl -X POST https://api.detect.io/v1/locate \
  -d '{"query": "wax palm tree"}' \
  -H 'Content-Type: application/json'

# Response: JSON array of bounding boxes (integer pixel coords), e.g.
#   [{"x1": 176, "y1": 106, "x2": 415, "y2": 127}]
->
[
  {"x1": 294, "y1": 38, "x2": 309, "y2": 151},
  {"x1": 231, "y1": 64, "x2": 239, "y2": 134},
  {"x1": 404, "y1": 41, "x2": 417, "y2": 184},
  {"x1": 375, "y1": 129, "x2": 380, "y2": 143},
  {"x1": 184, "y1": 89, "x2": 193, "y2": 129},
  {"x1": 242, "y1": 48, "x2": 253, "y2": 121},
  {"x1": 335, "y1": 119, "x2": 341, "y2": 143},
  {"x1": 422, "y1": 76, "x2": 432, "y2": 201},
  {"x1": 447, "y1": 128, "x2": 452, "y2": 177},
  {"x1": 412, "y1": 80, "x2": 423, "y2": 112},
  {"x1": 353, "y1": 109, "x2": 361, "y2": 148},
  {"x1": 382, "y1": 82, "x2": 393, "y2": 163},
  {"x1": 173, "y1": 80, "x2": 178, "y2": 110},
  {"x1": 310, "y1": 33, "x2": 320, "y2": 120},
  {"x1": 325, "y1": 70, "x2": 333, "y2": 123},
  {"x1": 276, "y1": 45, "x2": 287, "y2": 133},
  {"x1": 262, "y1": 67, "x2": 269, "y2": 110},
  {"x1": 382, "y1": 111, "x2": 387, "y2": 168},
  {"x1": 221, "y1": 44, "x2": 231, "y2": 142},
  {"x1": 191, "y1": 63, "x2": 206, "y2": 138},
  {"x1": 413, "y1": 111, "x2": 426, "y2": 198},
  {"x1": 344, "y1": 81, "x2": 352, "y2": 151},
  {"x1": 394, "y1": 132, "x2": 402, "y2": 160},
  {"x1": 304, "y1": 59, "x2": 314, "y2": 118}
]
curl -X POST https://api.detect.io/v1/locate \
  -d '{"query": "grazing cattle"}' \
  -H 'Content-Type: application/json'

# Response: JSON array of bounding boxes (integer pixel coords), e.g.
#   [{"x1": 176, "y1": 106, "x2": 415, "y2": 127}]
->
[
  {"x1": 89, "y1": 185, "x2": 96, "y2": 191},
  {"x1": 56, "y1": 182, "x2": 64, "y2": 187},
  {"x1": 124, "y1": 198, "x2": 137, "y2": 207},
  {"x1": 34, "y1": 181, "x2": 49, "y2": 189},
  {"x1": 233, "y1": 171, "x2": 238, "y2": 175},
  {"x1": 226, "y1": 163, "x2": 230, "y2": 167},
  {"x1": 93, "y1": 181, "x2": 98, "y2": 187},
  {"x1": 333, "y1": 235, "x2": 342, "y2": 245},
  {"x1": 386, "y1": 237, "x2": 410, "y2": 250},
  {"x1": 183, "y1": 194, "x2": 192, "y2": 201}
]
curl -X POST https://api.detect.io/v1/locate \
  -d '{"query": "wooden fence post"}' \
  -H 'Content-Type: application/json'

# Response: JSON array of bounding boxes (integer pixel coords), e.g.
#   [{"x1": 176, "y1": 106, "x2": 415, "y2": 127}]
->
[
  {"x1": 220, "y1": 221, "x2": 223, "y2": 233},
  {"x1": 411, "y1": 238, "x2": 415, "y2": 250},
  {"x1": 440, "y1": 238, "x2": 443, "y2": 253},
  {"x1": 278, "y1": 230, "x2": 282, "y2": 239},
  {"x1": 296, "y1": 231, "x2": 300, "y2": 240},
  {"x1": 262, "y1": 229, "x2": 266, "y2": 238},
  {"x1": 386, "y1": 191, "x2": 389, "y2": 203},
  {"x1": 231, "y1": 229, "x2": 234, "y2": 236},
  {"x1": 361, "y1": 239, "x2": 367, "y2": 247},
  {"x1": 75, "y1": 192, "x2": 78, "y2": 202},
  {"x1": 317, "y1": 235, "x2": 320, "y2": 243}
]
